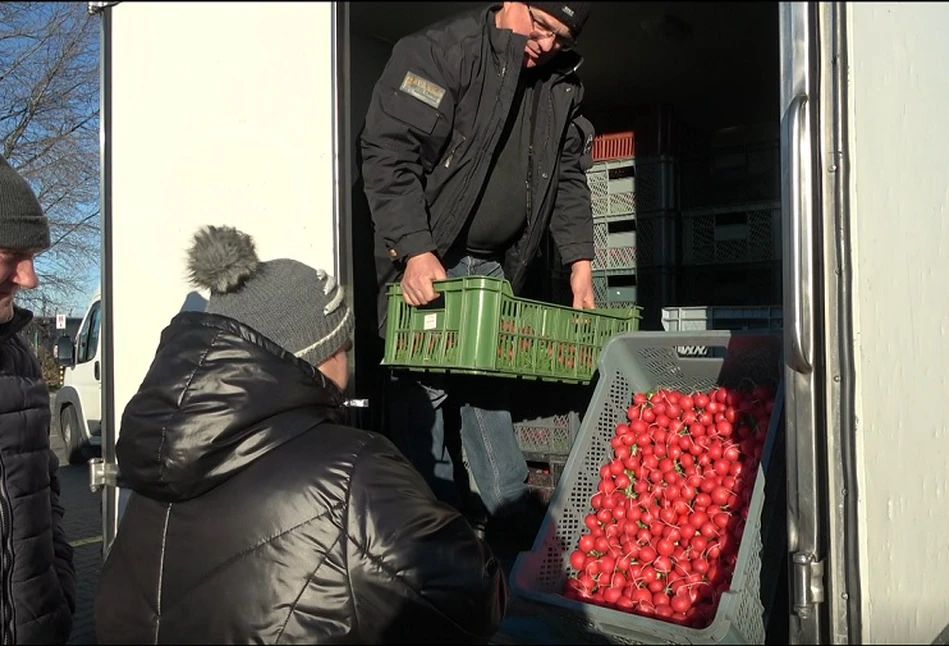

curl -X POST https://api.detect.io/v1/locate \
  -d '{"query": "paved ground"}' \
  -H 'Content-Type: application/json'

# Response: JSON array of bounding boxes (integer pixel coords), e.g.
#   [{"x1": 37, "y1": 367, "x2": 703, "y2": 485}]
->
[{"x1": 48, "y1": 394, "x2": 101, "y2": 646}]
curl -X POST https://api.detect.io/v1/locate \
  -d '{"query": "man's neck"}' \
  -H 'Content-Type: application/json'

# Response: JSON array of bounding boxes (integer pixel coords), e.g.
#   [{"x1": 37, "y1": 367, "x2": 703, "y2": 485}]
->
[{"x1": 0, "y1": 306, "x2": 30, "y2": 341}]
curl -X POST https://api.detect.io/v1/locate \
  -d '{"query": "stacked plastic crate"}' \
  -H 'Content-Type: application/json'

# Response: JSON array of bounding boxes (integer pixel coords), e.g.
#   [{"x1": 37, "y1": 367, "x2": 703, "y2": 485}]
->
[
  {"x1": 514, "y1": 381, "x2": 593, "y2": 504},
  {"x1": 677, "y1": 140, "x2": 783, "y2": 306},
  {"x1": 549, "y1": 131, "x2": 678, "y2": 328}
]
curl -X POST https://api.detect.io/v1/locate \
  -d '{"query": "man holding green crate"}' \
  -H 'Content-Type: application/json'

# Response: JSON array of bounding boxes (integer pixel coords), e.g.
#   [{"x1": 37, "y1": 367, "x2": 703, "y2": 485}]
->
[{"x1": 360, "y1": 2, "x2": 596, "y2": 543}]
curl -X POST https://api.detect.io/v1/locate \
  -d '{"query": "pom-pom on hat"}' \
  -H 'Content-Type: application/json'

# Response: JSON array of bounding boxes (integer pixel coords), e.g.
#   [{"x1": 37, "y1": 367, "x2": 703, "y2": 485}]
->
[{"x1": 186, "y1": 225, "x2": 354, "y2": 367}]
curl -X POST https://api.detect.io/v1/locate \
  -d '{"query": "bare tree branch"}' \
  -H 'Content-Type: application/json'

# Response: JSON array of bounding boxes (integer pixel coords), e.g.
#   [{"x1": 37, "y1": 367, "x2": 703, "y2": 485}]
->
[{"x1": 1, "y1": 2, "x2": 99, "y2": 315}]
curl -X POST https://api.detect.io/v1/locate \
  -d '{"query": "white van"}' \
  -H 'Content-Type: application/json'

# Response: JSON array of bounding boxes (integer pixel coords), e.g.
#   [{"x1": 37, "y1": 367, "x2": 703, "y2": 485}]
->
[{"x1": 55, "y1": 289, "x2": 102, "y2": 465}]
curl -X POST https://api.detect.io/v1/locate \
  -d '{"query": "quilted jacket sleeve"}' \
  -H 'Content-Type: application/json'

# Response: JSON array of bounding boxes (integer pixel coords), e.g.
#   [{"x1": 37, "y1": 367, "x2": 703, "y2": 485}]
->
[{"x1": 345, "y1": 434, "x2": 507, "y2": 643}]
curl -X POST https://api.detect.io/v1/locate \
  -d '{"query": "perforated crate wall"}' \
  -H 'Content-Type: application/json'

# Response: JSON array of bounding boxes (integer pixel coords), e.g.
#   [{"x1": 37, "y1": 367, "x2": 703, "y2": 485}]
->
[
  {"x1": 527, "y1": 459, "x2": 566, "y2": 504},
  {"x1": 592, "y1": 211, "x2": 677, "y2": 272},
  {"x1": 508, "y1": 331, "x2": 784, "y2": 645},
  {"x1": 678, "y1": 261, "x2": 782, "y2": 308},
  {"x1": 515, "y1": 412, "x2": 581, "y2": 459},
  {"x1": 682, "y1": 201, "x2": 781, "y2": 267},
  {"x1": 680, "y1": 142, "x2": 780, "y2": 210},
  {"x1": 592, "y1": 270, "x2": 638, "y2": 310},
  {"x1": 587, "y1": 156, "x2": 676, "y2": 219}
]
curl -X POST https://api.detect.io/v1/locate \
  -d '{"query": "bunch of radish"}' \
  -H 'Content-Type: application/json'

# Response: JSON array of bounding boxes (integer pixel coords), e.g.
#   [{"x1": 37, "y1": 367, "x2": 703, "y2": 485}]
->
[{"x1": 562, "y1": 384, "x2": 776, "y2": 629}]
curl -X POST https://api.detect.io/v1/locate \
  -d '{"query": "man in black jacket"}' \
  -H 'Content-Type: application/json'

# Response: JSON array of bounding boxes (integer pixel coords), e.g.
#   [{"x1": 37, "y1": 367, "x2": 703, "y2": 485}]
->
[
  {"x1": 0, "y1": 155, "x2": 76, "y2": 644},
  {"x1": 361, "y1": 2, "x2": 595, "y2": 535},
  {"x1": 95, "y1": 225, "x2": 505, "y2": 644}
]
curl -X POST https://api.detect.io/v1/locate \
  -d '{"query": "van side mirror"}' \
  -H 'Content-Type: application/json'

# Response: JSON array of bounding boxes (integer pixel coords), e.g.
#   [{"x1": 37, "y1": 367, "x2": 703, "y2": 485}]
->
[{"x1": 56, "y1": 335, "x2": 74, "y2": 366}]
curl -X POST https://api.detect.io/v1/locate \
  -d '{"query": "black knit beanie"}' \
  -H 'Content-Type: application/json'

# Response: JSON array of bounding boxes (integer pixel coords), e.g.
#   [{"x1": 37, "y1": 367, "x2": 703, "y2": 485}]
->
[
  {"x1": 0, "y1": 155, "x2": 50, "y2": 251},
  {"x1": 527, "y1": 2, "x2": 593, "y2": 38}
]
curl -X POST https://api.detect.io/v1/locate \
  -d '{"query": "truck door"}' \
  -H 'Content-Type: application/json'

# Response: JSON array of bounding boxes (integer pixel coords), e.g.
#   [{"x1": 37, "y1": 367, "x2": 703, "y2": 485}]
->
[
  {"x1": 90, "y1": 0, "x2": 347, "y2": 556},
  {"x1": 780, "y1": 2, "x2": 861, "y2": 643}
]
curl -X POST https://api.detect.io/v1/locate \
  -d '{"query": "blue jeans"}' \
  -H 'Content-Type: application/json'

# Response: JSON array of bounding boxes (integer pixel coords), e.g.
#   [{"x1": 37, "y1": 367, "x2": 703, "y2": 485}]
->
[{"x1": 386, "y1": 254, "x2": 529, "y2": 519}]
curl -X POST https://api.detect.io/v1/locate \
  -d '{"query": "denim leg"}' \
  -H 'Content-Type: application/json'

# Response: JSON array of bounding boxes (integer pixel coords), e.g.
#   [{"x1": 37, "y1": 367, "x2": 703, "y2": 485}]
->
[
  {"x1": 385, "y1": 373, "x2": 462, "y2": 508},
  {"x1": 458, "y1": 397, "x2": 529, "y2": 517},
  {"x1": 454, "y1": 256, "x2": 530, "y2": 518},
  {"x1": 386, "y1": 254, "x2": 529, "y2": 518},
  {"x1": 384, "y1": 254, "x2": 472, "y2": 510}
]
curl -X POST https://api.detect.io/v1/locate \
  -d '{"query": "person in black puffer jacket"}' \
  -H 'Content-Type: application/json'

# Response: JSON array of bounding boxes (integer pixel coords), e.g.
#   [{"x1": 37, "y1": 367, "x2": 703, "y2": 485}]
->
[
  {"x1": 0, "y1": 154, "x2": 76, "y2": 644},
  {"x1": 94, "y1": 225, "x2": 506, "y2": 644}
]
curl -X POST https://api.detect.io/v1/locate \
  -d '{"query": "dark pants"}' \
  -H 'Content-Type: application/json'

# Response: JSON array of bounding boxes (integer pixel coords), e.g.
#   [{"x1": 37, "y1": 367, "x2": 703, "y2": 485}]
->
[{"x1": 385, "y1": 254, "x2": 529, "y2": 519}]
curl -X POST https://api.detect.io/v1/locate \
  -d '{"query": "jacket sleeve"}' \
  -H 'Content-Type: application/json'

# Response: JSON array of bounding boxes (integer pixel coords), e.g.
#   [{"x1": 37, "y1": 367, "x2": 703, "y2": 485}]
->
[
  {"x1": 346, "y1": 435, "x2": 507, "y2": 643},
  {"x1": 359, "y1": 35, "x2": 458, "y2": 262},
  {"x1": 49, "y1": 448, "x2": 77, "y2": 616},
  {"x1": 549, "y1": 109, "x2": 596, "y2": 266}
]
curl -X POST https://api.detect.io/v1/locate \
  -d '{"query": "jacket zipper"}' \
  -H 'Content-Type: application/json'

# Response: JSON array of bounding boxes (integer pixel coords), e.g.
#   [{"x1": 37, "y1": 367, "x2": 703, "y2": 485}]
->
[
  {"x1": 443, "y1": 135, "x2": 467, "y2": 169},
  {"x1": 513, "y1": 91, "x2": 555, "y2": 288},
  {"x1": 0, "y1": 451, "x2": 16, "y2": 644},
  {"x1": 435, "y1": 62, "x2": 509, "y2": 250}
]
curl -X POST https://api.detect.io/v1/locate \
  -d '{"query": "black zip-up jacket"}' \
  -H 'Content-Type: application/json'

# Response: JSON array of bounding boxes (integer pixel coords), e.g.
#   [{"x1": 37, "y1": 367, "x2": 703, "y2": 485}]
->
[
  {"x1": 360, "y1": 4, "x2": 596, "y2": 327},
  {"x1": 0, "y1": 308, "x2": 76, "y2": 644},
  {"x1": 95, "y1": 312, "x2": 506, "y2": 644}
]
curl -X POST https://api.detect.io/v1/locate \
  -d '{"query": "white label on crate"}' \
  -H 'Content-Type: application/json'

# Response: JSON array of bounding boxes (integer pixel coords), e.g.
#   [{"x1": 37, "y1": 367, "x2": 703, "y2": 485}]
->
[{"x1": 423, "y1": 313, "x2": 437, "y2": 330}]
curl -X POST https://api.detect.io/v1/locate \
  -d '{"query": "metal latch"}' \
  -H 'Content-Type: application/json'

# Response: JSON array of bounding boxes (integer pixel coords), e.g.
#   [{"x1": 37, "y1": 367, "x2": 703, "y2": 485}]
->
[
  {"x1": 343, "y1": 399, "x2": 369, "y2": 408},
  {"x1": 792, "y1": 552, "x2": 825, "y2": 619},
  {"x1": 88, "y1": 458, "x2": 119, "y2": 493}
]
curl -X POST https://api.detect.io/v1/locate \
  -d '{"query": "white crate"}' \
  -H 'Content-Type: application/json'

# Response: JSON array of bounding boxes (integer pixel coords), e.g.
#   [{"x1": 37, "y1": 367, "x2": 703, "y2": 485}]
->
[
  {"x1": 587, "y1": 156, "x2": 676, "y2": 218},
  {"x1": 662, "y1": 305, "x2": 783, "y2": 332},
  {"x1": 592, "y1": 211, "x2": 677, "y2": 271},
  {"x1": 662, "y1": 305, "x2": 783, "y2": 357}
]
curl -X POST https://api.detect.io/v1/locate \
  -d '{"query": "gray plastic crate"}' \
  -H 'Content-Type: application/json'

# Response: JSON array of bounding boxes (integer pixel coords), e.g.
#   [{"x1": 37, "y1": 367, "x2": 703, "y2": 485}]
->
[
  {"x1": 662, "y1": 306, "x2": 783, "y2": 333},
  {"x1": 681, "y1": 201, "x2": 781, "y2": 267},
  {"x1": 507, "y1": 330, "x2": 783, "y2": 645},
  {"x1": 587, "y1": 156, "x2": 676, "y2": 218},
  {"x1": 592, "y1": 270, "x2": 638, "y2": 310},
  {"x1": 592, "y1": 212, "x2": 677, "y2": 272},
  {"x1": 661, "y1": 306, "x2": 783, "y2": 357},
  {"x1": 527, "y1": 458, "x2": 567, "y2": 504},
  {"x1": 515, "y1": 412, "x2": 581, "y2": 459},
  {"x1": 680, "y1": 142, "x2": 780, "y2": 210}
]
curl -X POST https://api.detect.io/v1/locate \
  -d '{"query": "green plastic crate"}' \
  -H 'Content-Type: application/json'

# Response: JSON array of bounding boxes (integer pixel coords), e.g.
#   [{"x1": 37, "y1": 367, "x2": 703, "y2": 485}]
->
[{"x1": 383, "y1": 276, "x2": 642, "y2": 384}]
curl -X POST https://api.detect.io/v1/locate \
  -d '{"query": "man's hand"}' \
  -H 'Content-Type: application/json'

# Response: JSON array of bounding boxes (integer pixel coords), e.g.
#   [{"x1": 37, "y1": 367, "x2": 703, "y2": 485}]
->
[
  {"x1": 401, "y1": 251, "x2": 448, "y2": 306},
  {"x1": 569, "y1": 259, "x2": 595, "y2": 309}
]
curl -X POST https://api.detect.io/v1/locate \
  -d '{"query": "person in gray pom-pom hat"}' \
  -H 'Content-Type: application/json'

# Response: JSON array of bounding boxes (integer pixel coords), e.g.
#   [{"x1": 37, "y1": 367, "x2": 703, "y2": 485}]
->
[
  {"x1": 95, "y1": 225, "x2": 506, "y2": 645},
  {"x1": 0, "y1": 154, "x2": 77, "y2": 645}
]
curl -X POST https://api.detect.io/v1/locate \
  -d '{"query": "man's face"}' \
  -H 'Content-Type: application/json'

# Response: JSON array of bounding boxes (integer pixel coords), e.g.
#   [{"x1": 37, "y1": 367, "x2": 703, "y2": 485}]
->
[
  {"x1": 498, "y1": 3, "x2": 576, "y2": 69},
  {"x1": 0, "y1": 249, "x2": 39, "y2": 324}
]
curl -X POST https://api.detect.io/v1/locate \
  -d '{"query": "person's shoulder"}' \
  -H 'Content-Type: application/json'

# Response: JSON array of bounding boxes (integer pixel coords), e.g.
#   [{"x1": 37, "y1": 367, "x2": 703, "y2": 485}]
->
[{"x1": 395, "y1": 6, "x2": 487, "y2": 55}]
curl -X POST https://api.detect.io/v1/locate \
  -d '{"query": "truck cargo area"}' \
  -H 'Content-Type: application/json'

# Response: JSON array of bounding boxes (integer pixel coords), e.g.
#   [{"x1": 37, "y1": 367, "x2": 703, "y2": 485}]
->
[{"x1": 345, "y1": 1, "x2": 788, "y2": 642}]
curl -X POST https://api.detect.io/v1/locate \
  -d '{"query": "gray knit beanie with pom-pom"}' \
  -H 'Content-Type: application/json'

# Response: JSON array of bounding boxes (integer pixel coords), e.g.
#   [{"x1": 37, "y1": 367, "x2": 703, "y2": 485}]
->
[{"x1": 185, "y1": 225, "x2": 354, "y2": 367}]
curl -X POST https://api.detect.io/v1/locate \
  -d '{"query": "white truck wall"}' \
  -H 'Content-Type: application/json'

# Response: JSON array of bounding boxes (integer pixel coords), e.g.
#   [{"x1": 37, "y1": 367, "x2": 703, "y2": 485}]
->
[
  {"x1": 109, "y1": 2, "x2": 337, "y2": 436},
  {"x1": 849, "y1": 3, "x2": 949, "y2": 643}
]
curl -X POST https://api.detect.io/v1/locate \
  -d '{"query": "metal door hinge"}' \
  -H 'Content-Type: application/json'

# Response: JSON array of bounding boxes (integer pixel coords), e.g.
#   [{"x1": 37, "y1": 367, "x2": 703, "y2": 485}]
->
[
  {"x1": 792, "y1": 552, "x2": 826, "y2": 618},
  {"x1": 87, "y1": 2, "x2": 120, "y2": 15},
  {"x1": 88, "y1": 458, "x2": 119, "y2": 493}
]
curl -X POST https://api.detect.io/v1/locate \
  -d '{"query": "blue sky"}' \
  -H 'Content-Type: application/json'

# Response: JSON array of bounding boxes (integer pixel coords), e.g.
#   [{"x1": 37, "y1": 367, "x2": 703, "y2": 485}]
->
[{"x1": 12, "y1": 2, "x2": 102, "y2": 318}]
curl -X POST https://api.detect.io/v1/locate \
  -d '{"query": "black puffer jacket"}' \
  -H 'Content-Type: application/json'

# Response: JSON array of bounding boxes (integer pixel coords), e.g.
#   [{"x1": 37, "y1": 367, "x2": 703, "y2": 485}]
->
[
  {"x1": 0, "y1": 307, "x2": 75, "y2": 644},
  {"x1": 94, "y1": 312, "x2": 506, "y2": 644}
]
